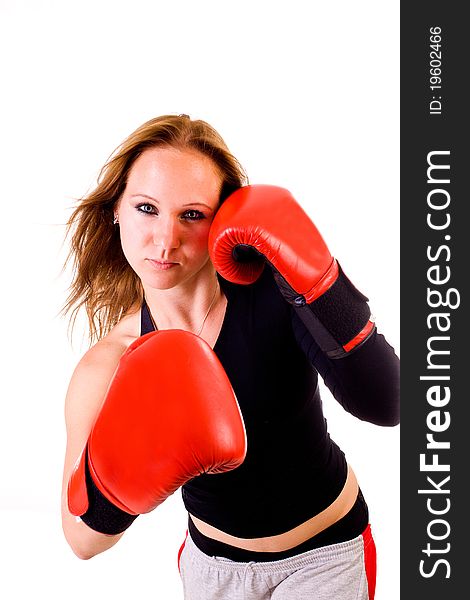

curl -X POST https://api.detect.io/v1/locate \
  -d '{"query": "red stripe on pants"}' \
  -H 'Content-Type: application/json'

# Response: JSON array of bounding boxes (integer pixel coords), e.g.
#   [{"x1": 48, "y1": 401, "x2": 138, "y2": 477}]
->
[
  {"x1": 362, "y1": 524, "x2": 377, "y2": 600},
  {"x1": 178, "y1": 529, "x2": 188, "y2": 572}
]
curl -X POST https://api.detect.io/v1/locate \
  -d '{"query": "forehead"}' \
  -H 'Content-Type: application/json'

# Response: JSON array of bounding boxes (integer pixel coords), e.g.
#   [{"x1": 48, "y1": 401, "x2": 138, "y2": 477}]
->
[{"x1": 126, "y1": 147, "x2": 222, "y2": 205}]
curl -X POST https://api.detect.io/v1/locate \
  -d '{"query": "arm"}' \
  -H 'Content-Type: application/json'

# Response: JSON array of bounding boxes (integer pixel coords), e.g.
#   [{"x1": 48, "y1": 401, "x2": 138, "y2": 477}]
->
[
  {"x1": 64, "y1": 329, "x2": 247, "y2": 557},
  {"x1": 209, "y1": 184, "x2": 399, "y2": 426},
  {"x1": 292, "y1": 310, "x2": 400, "y2": 426},
  {"x1": 61, "y1": 339, "x2": 128, "y2": 559}
]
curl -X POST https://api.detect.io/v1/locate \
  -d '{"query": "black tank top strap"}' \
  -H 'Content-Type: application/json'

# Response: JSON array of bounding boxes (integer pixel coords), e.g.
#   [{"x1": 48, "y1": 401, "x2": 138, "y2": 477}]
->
[{"x1": 140, "y1": 300, "x2": 155, "y2": 336}]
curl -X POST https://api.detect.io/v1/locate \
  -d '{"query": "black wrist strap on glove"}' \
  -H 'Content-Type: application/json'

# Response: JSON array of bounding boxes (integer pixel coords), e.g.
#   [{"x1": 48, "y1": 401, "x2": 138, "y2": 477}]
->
[
  {"x1": 80, "y1": 451, "x2": 138, "y2": 535},
  {"x1": 272, "y1": 262, "x2": 375, "y2": 359}
]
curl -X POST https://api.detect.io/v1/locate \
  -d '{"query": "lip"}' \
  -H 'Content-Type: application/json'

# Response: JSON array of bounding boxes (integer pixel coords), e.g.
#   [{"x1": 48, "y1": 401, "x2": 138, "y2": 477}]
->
[{"x1": 147, "y1": 259, "x2": 180, "y2": 271}]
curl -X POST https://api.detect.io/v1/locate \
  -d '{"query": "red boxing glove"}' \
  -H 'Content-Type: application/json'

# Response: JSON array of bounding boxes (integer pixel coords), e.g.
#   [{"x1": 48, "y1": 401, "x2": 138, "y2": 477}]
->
[
  {"x1": 67, "y1": 330, "x2": 246, "y2": 532},
  {"x1": 209, "y1": 185, "x2": 375, "y2": 358}
]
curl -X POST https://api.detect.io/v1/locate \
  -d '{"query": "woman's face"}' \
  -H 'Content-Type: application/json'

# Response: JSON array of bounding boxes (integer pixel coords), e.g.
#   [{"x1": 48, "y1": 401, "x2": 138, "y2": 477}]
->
[{"x1": 116, "y1": 147, "x2": 222, "y2": 290}]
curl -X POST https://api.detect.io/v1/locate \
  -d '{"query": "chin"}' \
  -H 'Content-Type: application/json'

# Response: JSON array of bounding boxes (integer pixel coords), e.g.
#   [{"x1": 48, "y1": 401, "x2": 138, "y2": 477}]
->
[
  {"x1": 144, "y1": 275, "x2": 181, "y2": 291},
  {"x1": 139, "y1": 260, "x2": 210, "y2": 291}
]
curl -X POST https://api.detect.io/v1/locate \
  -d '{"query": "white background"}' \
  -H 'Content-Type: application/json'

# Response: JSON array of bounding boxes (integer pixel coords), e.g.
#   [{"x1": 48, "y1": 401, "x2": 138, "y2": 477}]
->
[{"x1": 0, "y1": 1, "x2": 399, "y2": 598}]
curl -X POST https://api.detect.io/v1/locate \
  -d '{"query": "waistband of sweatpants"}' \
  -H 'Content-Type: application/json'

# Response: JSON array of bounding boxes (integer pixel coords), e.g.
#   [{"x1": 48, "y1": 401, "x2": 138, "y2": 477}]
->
[{"x1": 183, "y1": 525, "x2": 370, "y2": 574}]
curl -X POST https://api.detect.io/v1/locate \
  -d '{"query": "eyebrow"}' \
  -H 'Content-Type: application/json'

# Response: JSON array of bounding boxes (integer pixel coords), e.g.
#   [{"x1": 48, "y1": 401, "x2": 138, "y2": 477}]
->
[{"x1": 130, "y1": 193, "x2": 215, "y2": 211}]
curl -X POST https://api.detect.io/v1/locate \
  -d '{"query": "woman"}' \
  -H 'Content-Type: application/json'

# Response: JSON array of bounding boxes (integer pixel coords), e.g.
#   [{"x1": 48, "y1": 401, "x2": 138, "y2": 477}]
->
[{"x1": 61, "y1": 114, "x2": 399, "y2": 599}]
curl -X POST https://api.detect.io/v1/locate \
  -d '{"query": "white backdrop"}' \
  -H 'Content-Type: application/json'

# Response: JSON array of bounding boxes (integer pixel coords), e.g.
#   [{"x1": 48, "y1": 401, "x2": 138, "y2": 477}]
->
[{"x1": 0, "y1": 1, "x2": 399, "y2": 598}]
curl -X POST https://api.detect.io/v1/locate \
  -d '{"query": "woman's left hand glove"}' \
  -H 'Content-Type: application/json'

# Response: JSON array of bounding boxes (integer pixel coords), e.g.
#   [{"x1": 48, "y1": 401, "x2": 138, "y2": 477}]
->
[{"x1": 209, "y1": 184, "x2": 375, "y2": 358}]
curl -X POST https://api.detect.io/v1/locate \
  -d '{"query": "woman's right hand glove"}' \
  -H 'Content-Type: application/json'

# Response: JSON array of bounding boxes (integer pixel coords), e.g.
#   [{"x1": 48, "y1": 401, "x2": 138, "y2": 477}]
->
[{"x1": 67, "y1": 330, "x2": 247, "y2": 533}]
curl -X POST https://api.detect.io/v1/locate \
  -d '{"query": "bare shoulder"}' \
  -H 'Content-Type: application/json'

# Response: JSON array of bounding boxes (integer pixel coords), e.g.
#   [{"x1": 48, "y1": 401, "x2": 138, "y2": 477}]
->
[{"x1": 64, "y1": 310, "x2": 141, "y2": 434}]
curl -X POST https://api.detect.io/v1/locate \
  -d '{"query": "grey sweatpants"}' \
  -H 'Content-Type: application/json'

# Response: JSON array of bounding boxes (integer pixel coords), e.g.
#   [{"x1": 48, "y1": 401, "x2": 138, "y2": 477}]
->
[{"x1": 178, "y1": 524, "x2": 376, "y2": 600}]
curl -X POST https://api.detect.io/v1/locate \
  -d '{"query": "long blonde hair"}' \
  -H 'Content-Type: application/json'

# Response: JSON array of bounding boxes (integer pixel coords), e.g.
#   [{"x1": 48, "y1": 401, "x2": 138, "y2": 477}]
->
[{"x1": 63, "y1": 114, "x2": 248, "y2": 343}]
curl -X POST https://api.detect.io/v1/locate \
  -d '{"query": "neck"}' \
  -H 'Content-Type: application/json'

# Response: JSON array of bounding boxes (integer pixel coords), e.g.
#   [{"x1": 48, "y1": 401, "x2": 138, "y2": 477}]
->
[{"x1": 143, "y1": 264, "x2": 221, "y2": 334}]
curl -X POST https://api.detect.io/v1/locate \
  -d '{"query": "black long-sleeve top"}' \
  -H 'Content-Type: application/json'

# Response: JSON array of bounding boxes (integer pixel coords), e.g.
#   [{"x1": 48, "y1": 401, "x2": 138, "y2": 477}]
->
[{"x1": 142, "y1": 266, "x2": 400, "y2": 538}]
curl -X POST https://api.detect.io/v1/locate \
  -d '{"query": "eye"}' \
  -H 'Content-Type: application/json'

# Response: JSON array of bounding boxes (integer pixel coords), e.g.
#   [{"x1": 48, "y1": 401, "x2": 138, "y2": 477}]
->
[
  {"x1": 136, "y1": 203, "x2": 157, "y2": 215},
  {"x1": 182, "y1": 209, "x2": 205, "y2": 221}
]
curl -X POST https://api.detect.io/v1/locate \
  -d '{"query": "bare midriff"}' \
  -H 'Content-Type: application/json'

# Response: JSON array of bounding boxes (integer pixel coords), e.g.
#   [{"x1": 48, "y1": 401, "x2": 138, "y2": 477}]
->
[{"x1": 189, "y1": 464, "x2": 359, "y2": 553}]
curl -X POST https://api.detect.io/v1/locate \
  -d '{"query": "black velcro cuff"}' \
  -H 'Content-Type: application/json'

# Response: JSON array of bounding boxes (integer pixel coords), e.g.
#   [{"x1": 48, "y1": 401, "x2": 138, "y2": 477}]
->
[
  {"x1": 307, "y1": 263, "x2": 371, "y2": 346},
  {"x1": 272, "y1": 262, "x2": 372, "y2": 357},
  {"x1": 80, "y1": 454, "x2": 138, "y2": 535}
]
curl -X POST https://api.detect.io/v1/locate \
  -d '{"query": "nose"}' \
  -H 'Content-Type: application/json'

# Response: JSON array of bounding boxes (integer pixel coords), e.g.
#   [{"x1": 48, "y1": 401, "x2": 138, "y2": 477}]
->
[{"x1": 153, "y1": 216, "x2": 181, "y2": 252}]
